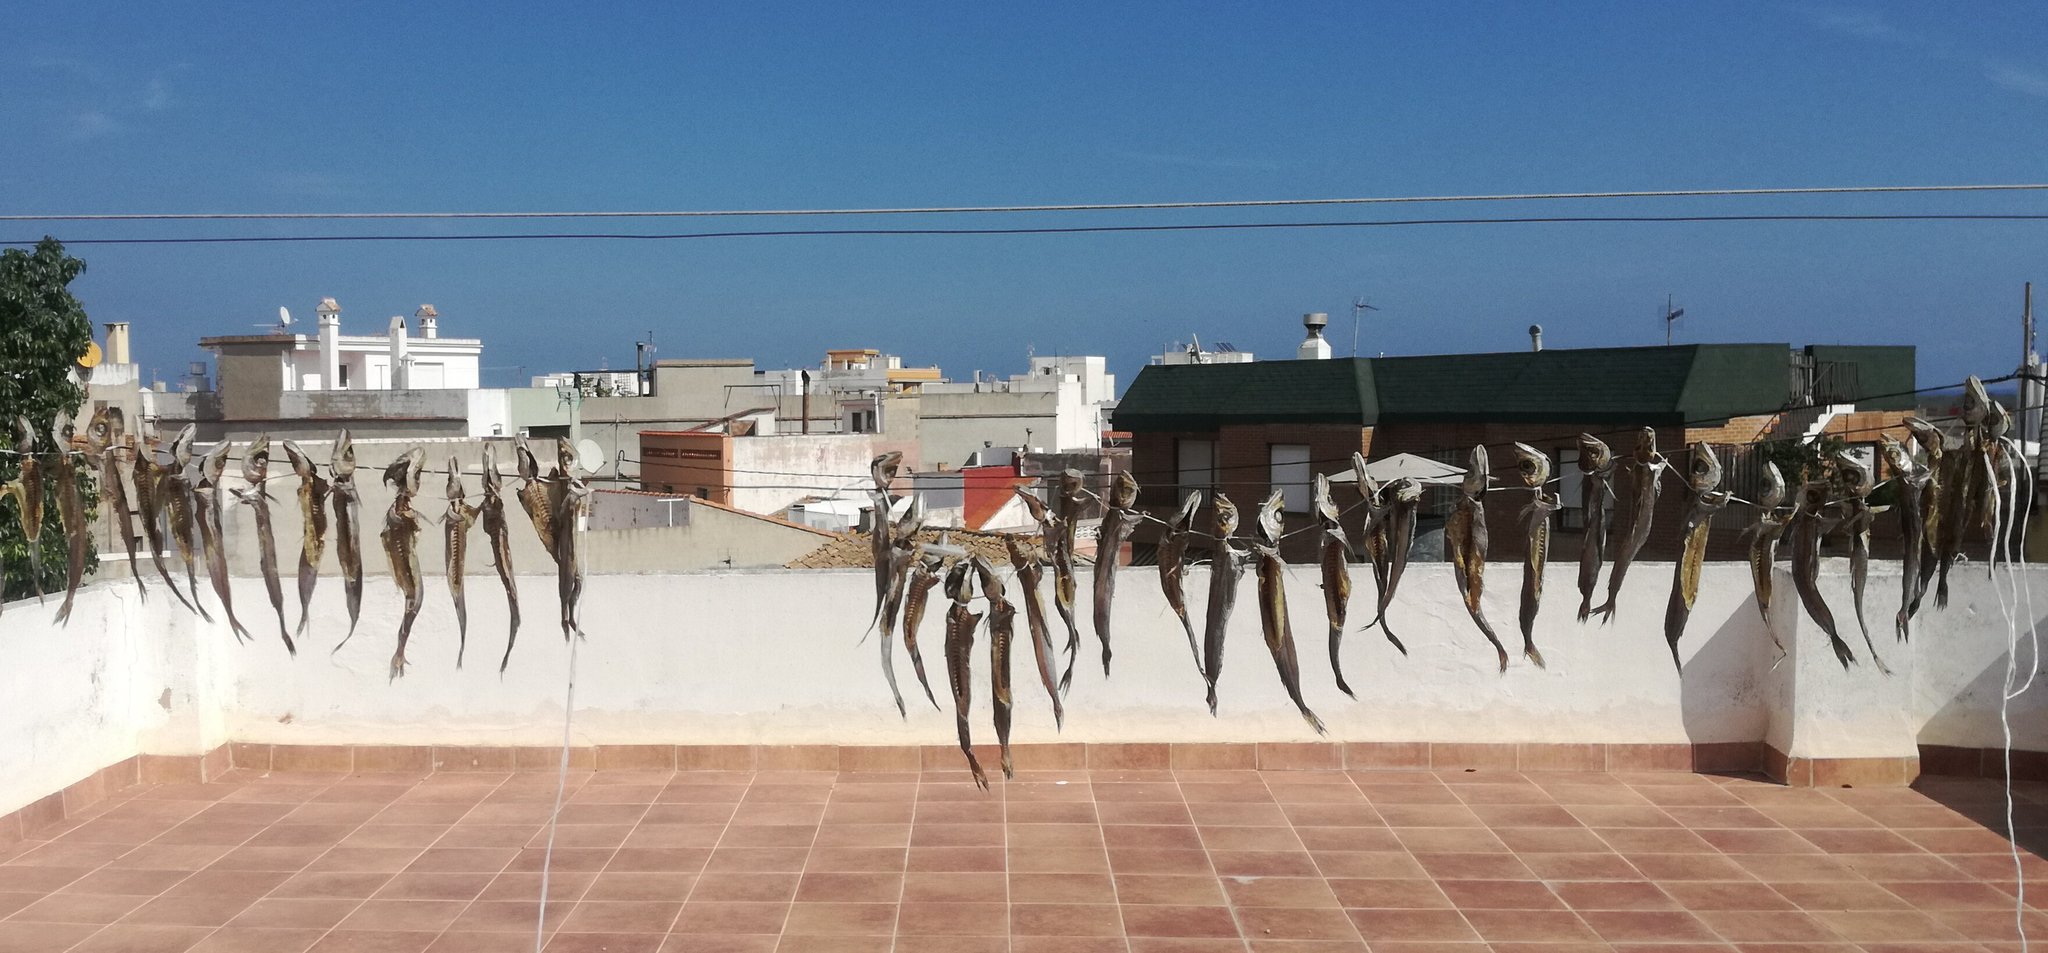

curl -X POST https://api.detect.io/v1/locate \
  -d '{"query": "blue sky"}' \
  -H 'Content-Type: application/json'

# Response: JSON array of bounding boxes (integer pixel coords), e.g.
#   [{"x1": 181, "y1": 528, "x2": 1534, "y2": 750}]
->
[{"x1": 5, "y1": 2, "x2": 2047, "y2": 397}]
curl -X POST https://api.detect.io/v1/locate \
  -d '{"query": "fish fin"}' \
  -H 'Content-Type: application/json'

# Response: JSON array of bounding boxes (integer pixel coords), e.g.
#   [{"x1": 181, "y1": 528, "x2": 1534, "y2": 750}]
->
[
  {"x1": 1302, "y1": 708, "x2": 1327, "y2": 736},
  {"x1": 1895, "y1": 610, "x2": 1909, "y2": 643},
  {"x1": 1524, "y1": 643, "x2": 1546, "y2": 670},
  {"x1": 1380, "y1": 623, "x2": 1407, "y2": 656},
  {"x1": 1829, "y1": 635, "x2": 1857, "y2": 670},
  {"x1": 1331, "y1": 626, "x2": 1356, "y2": 699},
  {"x1": 1205, "y1": 683, "x2": 1219, "y2": 717},
  {"x1": 1494, "y1": 644, "x2": 1509, "y2": 674},
  {"x1": 1667, "y1": 640, "x2": 1683, "y2": 675}
]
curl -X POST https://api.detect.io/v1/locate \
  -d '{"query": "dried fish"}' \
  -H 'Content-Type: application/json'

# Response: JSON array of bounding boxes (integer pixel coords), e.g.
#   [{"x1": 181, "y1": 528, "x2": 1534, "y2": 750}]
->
[
  {"x1": 1511, "y1": 443, "x2": 1556, "y2": 669},
  {"x1": 232, "y1": 435, "x2": 295, "y2": 655},
  {"x1": 49, "y1": 413, "x2": 89, "y2": 626},
  {"x1": 160, "y1": 425, "x2": 211, "y2": 623},
  {"x1": 1254, "y1": 491, "x2": 1326, "y2": 734},
  {"x1": 1090, "y1": 471, "x2": 1139, "y2": 677},
  {"x1": 1789, "y1": 479, "x2": 1855, "y2": 669},
  {"x1": 1154, "y1": 490, "x2": 1205, "y2": 676},
  {"x1": 1743, "y1": 462, "x2": 1790, "y2": 662},
  {"x1": 8, "y1": 416, "x2": 47, "y2": 602},
  {"x1": 1016, "y1": 484, "x2": 1078, "y2": 693},
  {"x1": 195, "y1": 439, "x2": 251, "y2": 642},
  {"x1": 1366, "y1": 477, "x2": 1422, "y2": 653},
  {"x1": 1445, "y1": 446, "x2": 1508, "y2": 672},
  {"x1": 1905, "y1": 416, "x2": 1945, "y2": 612},
  {"x1": 1313, "y1": 474, "x2": 1357, "y2": 698},
  {"x1": 876, "y1": 497, "x2": 924, "y2": 718},
  {"x1": 444, "y1": 457, "x2": 480, "y2": 667},
  {"x1": 514, "y1": 442, "x2": 557, "y2": 563},
  {"x1": 281, "y1": 440, "x2": 329, "y2": 642},
  {"x1": 134, "y1": 428, "x2": 199, "y2": 615},
  {"x1": 478, "y1": 446, "x2": 523, "y2": 672},
  {"x1": 974, "y1": 556, "x2": 1017, "y2": 779},
  {"x1": 1202, "y1": 493, "x2": 1245, "y2": 716},
  {"x1": 1591, "y1": 428, "x2": 1665, "y2": 623},
  {"x1": 901, "y1": 550, "x2": 945, "y2": 711},
  {"x1": 90, "y1": 408, "x2": 147, "y2": 601},
  {"x1": 1005, "y1": 536, "x2": 1065, "y2": 730},
  {"x1": 329, "y1": 430, "x2": 366, "y2": 644},
  {"x1": 1574, "y1": 434, "x2": 1615, "y2": 621},
  {"x1": 552, "y1": 438, "x2": 590, "y2": 643},
  {"x1": 864, "y1": 450, "x2": 903, "y2": 640},
  {"x1": 381, "y1": 448, "x2": 426, "y2": 679},
  {"x1": 942, "y1": 559, "x2": 989, "y2": 789},
  {"x1": 1662, "y1": 443, "x2": 1729, "y2": 673},
  {"x1": 1835, "y1": 450, "x2": 1889, "y2": 675},
  {"x1": 1350, "y1": 453, "x2": 1398, "y2": 654},
  {"x1": 1051, "y1": 472, "x2": 1085, "y2": 687}
]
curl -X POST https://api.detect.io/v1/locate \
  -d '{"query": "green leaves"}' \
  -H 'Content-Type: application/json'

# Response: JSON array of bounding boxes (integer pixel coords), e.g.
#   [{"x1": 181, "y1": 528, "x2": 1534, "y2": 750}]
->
[{"x1": 1, "y1": 238, "x2": 97, "y2": 602}]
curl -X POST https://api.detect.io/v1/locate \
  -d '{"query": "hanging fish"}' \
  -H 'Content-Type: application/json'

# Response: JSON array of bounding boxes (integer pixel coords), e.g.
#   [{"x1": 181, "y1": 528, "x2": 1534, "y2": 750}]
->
[
  {"x1": 90, "y1": 408, "x2": 147, "y2": 601},
  {"x1": 1005, "y1": 537, "x2": 1065, "y2": 730},
  {"x1": 1202, "y1": 493, "x2": 1246, "y2": 716},
  {"x1": 329, "y1": 430, "x2": 365, "y2": 644},
  {"x1": 48, "y1": 413, "x2": 90, "y2": 626},
  {"x1": 1446, "y1": 445, "x2": 1509, "y2": 671},
  {"x1": 1834, "y1": 450, "x2": 1890, "y2": 675},
  {"x1": 1662, "y1": 443, "x2": 1730, "y2": 673},
  {"x1": 1154, "y1": 490, "x2": 1205, "y2": 675},
  {"x1": 942, "y1": 559, "x2": 988, "y2": 789},
  {"x1": 1511, "y1": 444, "x2": 1556, "y2": 669},
  {"x1": 1981, "y1": 401, "x2": 2015, "y2": 571},
  {"x1": 478, "y1": 446, "x2": 523, "y2": 672},
  {"x1": 7, "y1": 416, "x2": 48, "y2": 602},
  {"x1": 1904, "y1": 416, "x2": 1945, "y2": 611},
  {"x1": 973, "y1": 556, "x2": 1017, "y2": 779},
  {"x1": 1016, "y1": 484, "x2": 1079, "y2": 693},
  {"x1": 380, "y1": 448, "x2": 426, "y2": 678},
  {"x1": 875, "y1": 497, "x2": 924, "y2": 718},
  {"x1": 1313, "y1": 475, "x2": 1358, "y2": 698},
  {"x1": 1350, "y1": 453, "x2": 1395, "y2": 650},
  {"x1": 443, "y1": 457, "x2": 480, "y2": 667},
  {"x1": 232, "y1": 435, "x2": 295, "y2": 655},
  {"x1": 1090, "y1": 471, "x2": 1138, "y2": 677},
  {"x1": 1574, "y1": 434, "x2": 1615, "y2": 621},
  {"x1": 1591, "y1": 428, "x2": 1665, "y2": 623},
  {"x1": 863, "y1": 450, "x2": 903, "y2": 641},
  {"x1": 194, "y1": 439, "x2": 251, "y2": 642},
  {"x1": 514, "y1": 441, "x2": 557, "y2": 562},
  {"x1": 552, "y1": 438, "x2": 591, "y2": 643},
  {"x1": 159, "y1": 426, "x2": 211, "y2": 622},
  {"x1": 281, "y1": 440, "x2": 329, "y2": 642},
  {"x1": 1253, "y1": 490, "x2": 1326, "y2": 734},
  {"x1": 1366, "y1": 477, "x2": 1422, "y2": 654},
  {"x1": 133, "y1": 427, "x2": 198, "y2": 615},
  {"x1": 1743, "y1": 462, "x2": 1790, "y2": 662},
  {"x1": 1051, "y1": 471, "x2": 1086, "y2": 686},
  {"x1": 901, "y1": 548, "x2": 944, "y2": 711},
  {"x1": 1789, "y1": 479, "x2": 1855, "y2": 669}
]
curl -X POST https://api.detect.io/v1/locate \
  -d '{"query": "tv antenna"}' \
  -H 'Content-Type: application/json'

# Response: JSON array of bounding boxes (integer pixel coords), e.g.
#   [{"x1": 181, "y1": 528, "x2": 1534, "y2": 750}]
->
[
  {"x1": 1663, "y1": 294, "x2": 1686, "y2": 346},
  {"x1": 1350, "y1": 296, "x2": 1379, "y2": 357}
]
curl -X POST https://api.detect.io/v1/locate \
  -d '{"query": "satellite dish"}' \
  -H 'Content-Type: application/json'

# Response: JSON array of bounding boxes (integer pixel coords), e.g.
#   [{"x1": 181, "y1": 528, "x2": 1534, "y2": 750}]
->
[
  {"x1": 575, "y1": 438, "x2": 604, "y2": 474},
  {"x1": 278, "y1": 307, "x2": 293, "y2": 327},
  {"x1": 76, "y1": 340, "x2": 103, "y2": 370}
]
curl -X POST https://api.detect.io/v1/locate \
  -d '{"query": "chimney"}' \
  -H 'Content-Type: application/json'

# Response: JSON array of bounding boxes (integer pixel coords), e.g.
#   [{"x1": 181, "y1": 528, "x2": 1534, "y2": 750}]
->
[
  {"x1": 415, "y1": 304, "x2": 438, "y2": 339},
  {"x1": 388, "y1": 315, "x2": 409, "y2": 389},
  {"x1": 1297, "y1": 312, "x2": 1332, "y2": 360},
  {"x1": 103, "y1": 322, "x2": 131, "y2": 365},
  {"x1": 316, "y1": 297, "x2": 341, "y2": 390},
  {"x1": 1528, "y1": 324, "x2": 1544, "y2": 352}
]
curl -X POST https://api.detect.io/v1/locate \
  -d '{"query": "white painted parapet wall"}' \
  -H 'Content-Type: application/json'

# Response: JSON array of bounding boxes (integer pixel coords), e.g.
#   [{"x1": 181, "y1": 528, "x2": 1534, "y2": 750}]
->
[{"x1": 2, "y1": 563, "x2": 2042, "y2": 815}]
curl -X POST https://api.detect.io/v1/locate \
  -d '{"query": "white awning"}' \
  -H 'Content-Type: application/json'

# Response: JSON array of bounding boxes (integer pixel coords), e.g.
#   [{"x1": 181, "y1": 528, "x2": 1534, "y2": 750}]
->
[{"x1": 1329, "y1": 452, "x2": 1467, "y2": 487}]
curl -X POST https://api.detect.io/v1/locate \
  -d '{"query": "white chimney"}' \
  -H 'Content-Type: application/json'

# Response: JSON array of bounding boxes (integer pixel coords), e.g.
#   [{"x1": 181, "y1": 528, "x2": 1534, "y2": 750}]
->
[
  {"x1": 316, "y1": 297, "x2": 341, "y2": 390},
  {"x1": 388, "y1": 315, "x2": 409, "y2": 389},
  {"x1": 416, "y1": 304, "x2": 438, "y2": 339},
  {"x1": 1297, "y1": 312, "x2": 1332, "y2": 360},
  {"x1": 103, "y1": 322, "x2": 131, "y2": 365},
  {"x1": 1529, "y1": 324, "x2": 1544, "y2": 352}
]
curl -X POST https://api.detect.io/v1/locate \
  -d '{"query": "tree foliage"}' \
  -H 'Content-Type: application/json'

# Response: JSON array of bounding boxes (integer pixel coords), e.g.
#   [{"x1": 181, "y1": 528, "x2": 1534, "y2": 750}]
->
[{"x1": 2, "y1": 238, "x2": 98, "y2": 602}]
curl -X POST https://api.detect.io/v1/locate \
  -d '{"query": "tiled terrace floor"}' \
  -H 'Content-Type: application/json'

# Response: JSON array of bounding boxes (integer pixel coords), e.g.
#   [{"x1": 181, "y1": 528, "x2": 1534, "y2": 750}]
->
[{"x1": 0, "y1": 767, "x2": 2042, "y2": 953}]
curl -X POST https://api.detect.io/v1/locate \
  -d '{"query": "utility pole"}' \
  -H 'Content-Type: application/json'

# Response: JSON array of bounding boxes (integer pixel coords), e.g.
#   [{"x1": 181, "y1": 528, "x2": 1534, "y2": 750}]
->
[
  {"x1": 1663, "y1": 294, "x2": 1686, "y2": 346},
  {"x1": 1351, "y1": 296, "x2": 1378, "y2": 358}
]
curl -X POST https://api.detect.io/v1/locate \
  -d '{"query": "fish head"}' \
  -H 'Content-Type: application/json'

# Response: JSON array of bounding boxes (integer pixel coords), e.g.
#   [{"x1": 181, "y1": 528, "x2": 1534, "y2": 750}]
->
[
  {"x1": 1631, "y1": 427, "x2": 1659, "y2": 463},
  {"x1": 446, "y1": 456, "x2": 466, "y2": 501},
  {"x1": 1211, "y1": 493, "x2": 1239, "y2": 538},
  {"x1": 1389, "y1": 477, "x2": 1423, "y2": 505},
  {"x1": 1171, "y1": 490, "x2": 1202, "y2": 528},
  {"x1": 9, "y1": 416, "x2": 34, "y2": 454},
  {"x1": 1877, "y1": 435, "x2": 1912, "y2": 478},
  {"x1": 281, "y1": 439, "x2": 315, "y2": 478},
  {"x1": 1109, "y1": 471, "x2": 1139, "y2": 509},
  {"x1": 554, "y1": 437, "x2": 578, "y2": 479},
  {"x1": 170, "y1": 424, "x2": 196, "y2": 467},
  {"x1": 943, "y1": 558, "x2": 972, "y2": 603},
  {"x1": 1003, "y1": 534, "x2": 1028, "y2": 567},
  {"x1": 1684, "y1": 442, "x2": 1722, "y2": 493},
  {"x1": 50, "y1": 410, "x2": 74, "y2": 450},
  {"x1": 970, "y1": 555, "x2": 1000, "y2": 596},
  {"x1": 405, "y1": 448, "x2": 427, "y2": 495},
  {"x1": 1350, "y1": 452, "x2": 1382, "y2": 501},
  {"x1": 1962, "y1": 376, "x2": 1990, "y2": 427},
  {"x1": 869, "y1": 451, "x2": 903, "y2": 491},
  {"x1": 1985, "y1": 400, "x2": 2011, "y2": 439},
  {"x1": 482, "y1": 445, "x2": 503, "y2": 494},
  {"x1": 1575, "y1": 434, "x2": 1612, "y2": 472},
  {"x1": 241, "y1": 434, "x2": 271, "y2": 483},
  {"x1": 1312, "y1": 473, "x2": 1341, "y2": 524},
  {"x1": 1902, "y1": 415, "x2": 1945, "y2": 456},
  {"x1": 83, "y1": 406, "x2": 113, "y2": 453},
  {"x1": 515, "y1": 441, "x2": 541, "y2": 481},
  {"x1": 1254, "y1": 489, "x2": 1285, "y2": 545},
  {"x1": 331, "y1": 429, "x2": 355, "y2": 478},
  {"x1": 1059, "y1": 468, "x2": 1084, "y2": 500},
  {"x1": 1834, "y1": 450, "x2": 1872, "y2": 495},
  {"x1": 200, "y1": 440, "x2": 230, "y2": 485},
  {"x1": 1759, "y1": 461, "x2": 1787, "y2": 510},
  {"x1": 1511, "y1": 443, "x2": 1549, "y2": 489},
  {"x1": 892, "y1": 493, "x2": 925, "y2": 536},
  {"x1": 1013, "y1": 485, "x2": 1050, "y2": 522},
  {"x1": 383, "y1": 451, "x2": 413, "y2": 489},
  {"x1": 1461, "y1": 444, "x2": 1489, "y2": 498}
]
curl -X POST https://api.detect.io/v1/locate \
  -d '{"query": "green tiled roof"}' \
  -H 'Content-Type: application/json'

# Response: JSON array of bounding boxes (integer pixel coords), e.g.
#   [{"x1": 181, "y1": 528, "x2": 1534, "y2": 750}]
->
[{"x1": 1113, "y1": 343, "x2": 1915, "y2": 431}]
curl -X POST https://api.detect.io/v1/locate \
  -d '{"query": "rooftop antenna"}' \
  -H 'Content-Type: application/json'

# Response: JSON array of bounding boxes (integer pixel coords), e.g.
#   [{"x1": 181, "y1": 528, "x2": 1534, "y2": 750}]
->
[
  {"x1": 1663, "y1": 294, "x2": 1686, "y2": 346},
  {"x1": 1350, "y1": 296, "x2": 1379, "y2": 358}
]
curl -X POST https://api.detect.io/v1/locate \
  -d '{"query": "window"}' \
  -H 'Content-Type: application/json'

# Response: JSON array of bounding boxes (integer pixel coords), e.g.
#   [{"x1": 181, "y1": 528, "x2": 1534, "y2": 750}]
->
[
  {"x1": 1269, "y1": 444, "x2": 1312, "y2": 513},
  {"x1": 1556, "y1": 447, "x2": 1586, "y2": 531},
  {"x1": 337, "y1": 364, "x2": 351, "y2": 389},
  {"x1": 1176, "y1": 439, "x2": 1215, "y2": 493}
]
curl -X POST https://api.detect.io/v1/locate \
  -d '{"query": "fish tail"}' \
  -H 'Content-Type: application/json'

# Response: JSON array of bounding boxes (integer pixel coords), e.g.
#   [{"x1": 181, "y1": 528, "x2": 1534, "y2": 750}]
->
[
  {"x1": 1205, "y1": 681, "x2": 1219, "y2": 717},
  {"x1": 1667, "y1": 638, "x2": 1683, "y2": 675},
  {"x1": 995, "y1": 709, "x2": 1014, "y2": 780},
  {"x1": 1379, "y1": 620, "x2": 1408, "y2": 656},
  {"x1": 27, "y1": 541, "x2": 45, "y2": 601},
  {"x1": 881, "y1": 631, "x2": 906, "y2": 719},
  {"x1": 1860, "y1": 629, "x2": 1892, "y2": 677},
  {"x1": 909, "y1": 654, "x2": 941, "y2": 710},
  {"x1": 1330, "y1": 624, "x2": 1355, "y2": 699},
  {"x1": 1895, "y1": 609, "x2": 1910, "y2": 644},
  {"x1": 1300, "y1": 706, "x2": 1327, "y2": 737},
  {"x1": 278, "y1": 620, "x2": 297, "y2": 657},
  {"x1": 1050, "y1": 694, "x2": 1065, "y2": 731},
  {"x1": 454, "y1": 597, "x2": 468, "y2": 668},
  {"x1": 1524, "y1": 640, "x2": 1546, "y2": 670},
  {"x1": 1178, "y1": 613, "x2": 1203, "y2": 679},
  {"x1": 1829, "y1": 634, "x2": 1857, "y2": 670},
  {"x1": 52, "y1": 591, "x2": 74, "y2": 626},
  {"x1": 1057, "y1": 657, "x2": 1074, "y2": 697}
]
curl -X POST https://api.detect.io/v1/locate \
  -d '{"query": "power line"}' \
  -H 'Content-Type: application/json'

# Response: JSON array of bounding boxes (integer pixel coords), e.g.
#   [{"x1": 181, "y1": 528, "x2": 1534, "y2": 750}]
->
[
  {"x1": 12, "y1": 213, "x2": 2048, "y2": 247},
  {"x1": 5, "y1": 182, "x2": 2046, "y2": 222}
]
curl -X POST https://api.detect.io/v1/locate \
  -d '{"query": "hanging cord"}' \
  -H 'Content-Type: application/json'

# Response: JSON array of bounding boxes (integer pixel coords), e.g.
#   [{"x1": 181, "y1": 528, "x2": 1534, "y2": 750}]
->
[
  {"x1": 533, "y1": 623, "x2": 582, "y2": 953},
  {"x1": 1993, "y1": 440, "x2": 2036, "y2": 951}
]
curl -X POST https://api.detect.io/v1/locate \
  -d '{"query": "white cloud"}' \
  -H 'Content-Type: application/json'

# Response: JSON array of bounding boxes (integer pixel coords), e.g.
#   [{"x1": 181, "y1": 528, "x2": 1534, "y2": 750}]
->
[
  {"x1": 143, "y1": 77, "x2": 171, "y2": 110},
  {"x1": 1984, "y1": 62, "x2": 2048, "y2": 100},
  {"x1": 1803, "y1": 6, "x2": 2043, "y2": 103},
  {"x1": 70, "y1": 111, "x2": 118, "y2": 139}
]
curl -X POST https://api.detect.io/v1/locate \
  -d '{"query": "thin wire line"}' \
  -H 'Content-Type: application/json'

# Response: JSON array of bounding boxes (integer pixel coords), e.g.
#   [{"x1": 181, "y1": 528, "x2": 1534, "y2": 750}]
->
[
  {"x1": 13, "y1": 213, "x2": 2048, "y2": 246},
  {"x1": 535, "y1": 628, "x2": 581, "y2": 953},
  {"x1": 6, "y1": 182, "x2": 2045, "y2": 221}
]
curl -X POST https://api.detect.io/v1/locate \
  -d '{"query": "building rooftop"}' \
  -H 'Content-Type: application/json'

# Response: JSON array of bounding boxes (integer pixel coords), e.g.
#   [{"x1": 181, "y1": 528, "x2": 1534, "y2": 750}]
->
[{"x1": 1113, "y1": 343, "x2": 1916, "y2": 431}]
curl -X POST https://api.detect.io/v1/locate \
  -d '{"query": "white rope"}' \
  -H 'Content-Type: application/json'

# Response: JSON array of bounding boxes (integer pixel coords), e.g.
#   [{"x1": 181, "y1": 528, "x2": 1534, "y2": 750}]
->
[
  {"x1": 1994, "y1": 442, "x2": 2036, "y2": 951},
  {"x1": 534, "y1": 620, "x2": 581, "y2": 953},
  {"x1": 7, "y1": 183, "x2": 2047, "y2": 221}
]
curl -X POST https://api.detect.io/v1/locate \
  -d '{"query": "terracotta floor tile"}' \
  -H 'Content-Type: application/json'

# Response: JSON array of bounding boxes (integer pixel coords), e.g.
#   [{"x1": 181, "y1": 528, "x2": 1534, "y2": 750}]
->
[
  {"x1": 899, "y1": 872, "x2": 1005, "y2": 904},
  {"x1": 445, "y1": 899, "x2": 572, "y2": 933},
  {"x1": 1595, "y1": 827, "x2": 1720, "y2": 853},
  {"x1": 0, "y1": 922, "x2": 99, "y2": 953},
  {"x1": 227, "y1": 897, "x2": 361, "y2": 930},
  {"x1": 672, "y1": 901, "x2": 792, "y2": 935},
  {"x1": 1307, "y1": 850, "x2": 1429, "y2": 879},
  {"x1": 1878, "y1": 879, "x2": 2019, "y2": 909},
  {"x1": 1291, "y1": 827, "x2": 1403, "y2": 852},
  {"x1": 1113, "y1": 874, "x2": 1228, "y2": 906},
  {"x1": 794, "y1": 872, "x2": 902, "y2": 904},
  {"x1": 1011, "y1": 902, "x2": 1124, "y2": 936},
  {"x1": 892, "y1": 901, "x2": 1008, "y2": 936},
  {"x1": 1210, "y1": 850, "x2": 1321, "y2": 877},
  {"x1": 1345, "y1": 908, "x2": 1480, "y2": 942},
  {"x1": 1460, "y1": 908, "x2": 1601, "y2": 942},
  {"x1": 1726, "y1": 853, "x2": 1860, "y2": 882},
  {"x1": 60, "y1": 868, "x2": 193, "y2": 895},
  {"x1": 69, "y1": 924, "x2": 216, "y2": 953},
  {"x1": 1010, "y1": 872, "x2": 1116, "y2": 904},
  {"x1": 14, "y1": 890, "x2": 153, "y2": 924},
  {"x1": 692, "y1": 872, "x2": 802, "y2": 903},
  {"x1": 1658, "y1": 880, "x2": 1797, "y2": 911},
  {"x1": 1623, "y1": 851, "x2": 1757, "y2": 881},
  {"x1": 1493, "y1": 827, "x2": 1610, "y2": 853},
  {"x1": 890, "y1": 937, "x2": 1007, "y2": 953},
  {"x1": 373, "y1": 871, "x2": 494, "y2": 902},
  {"x1": 1805, "y1": 909, "x2": 1967, "y2": 942},
  {"x1": 1577, "y1": 909, "x2": 1721, "y2": 943},
  {"x1": 1234, "y1": 906, "x2": 1361, "y2": 940},
  {"x1": 121, "y1": 893, "x2": 257, "y2": 927},
  {"x1": 1393, "y1": 828, "x2": 1510, "y2": 853},
  {"x1": 1436, "y1": 878, "x2": 1564, "y2": 909},
  {"x1": 776, "y1": 936, "x2": 894, "y2": 953},
  {"x1": 1692, "y1": 909, "x2": 1848, "y2": 942},
  {"x1": 336, "y1": 899, "x2": 467, "y2": 933},
  {"x1": 1118, "y1": 904, "x2": 1240, "y2": 938},
  {"x1": 1199, "y1": 825, "x2": 1307, "y2": 851},
  {"x1": 1769, "y1": 880, "x2": 1915, "y2": 911},
  {"x1": 1222, "y1": 876, "x2": 1342, "y2": 908},
  {"x1": 1103, "y1": 825, "x2": 1204, "y2": 850},
  {"x1": 1410, "y1": 851, "x2": 1535, "y2": 880},
  {"x1": 305, "y1": 929, "x2": 439, "y2": 952},
  {"x1": 189, "y1": 927, "x2": 328, "y2": 953},
  {"x1": 1103, "y1": 848, "x2": 1208, "y2": 875},
  {"x1": 1549, "y1": 879, "x2": 1679, "y2": 911}
]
